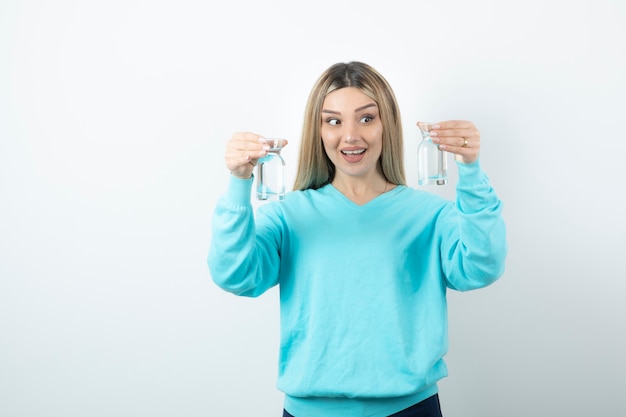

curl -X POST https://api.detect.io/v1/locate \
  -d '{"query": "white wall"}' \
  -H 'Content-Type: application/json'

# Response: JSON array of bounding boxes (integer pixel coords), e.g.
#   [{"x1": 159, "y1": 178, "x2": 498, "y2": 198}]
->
[{"x1": 1, "y1": 0, "x2": 625, "y2": 416}]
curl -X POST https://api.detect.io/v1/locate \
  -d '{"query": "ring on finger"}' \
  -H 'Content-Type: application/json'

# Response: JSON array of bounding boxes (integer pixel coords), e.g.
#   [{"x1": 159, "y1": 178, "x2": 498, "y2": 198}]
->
[{"x1": 462, "y1": 138, "x2": 468, "y2": 147}]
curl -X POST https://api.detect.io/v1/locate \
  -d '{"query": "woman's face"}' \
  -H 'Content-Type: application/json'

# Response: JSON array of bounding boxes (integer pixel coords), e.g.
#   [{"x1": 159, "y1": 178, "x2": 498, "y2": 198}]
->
[{"x1": 320, "y1": 87, "x2": 384, "y2": 181}]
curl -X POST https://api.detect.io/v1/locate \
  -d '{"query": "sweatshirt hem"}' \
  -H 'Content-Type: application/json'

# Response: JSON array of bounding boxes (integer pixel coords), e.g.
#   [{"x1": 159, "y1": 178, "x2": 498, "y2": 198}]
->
[{"x1": 283, "y1": 384, "x2": 438, "y2": 417}]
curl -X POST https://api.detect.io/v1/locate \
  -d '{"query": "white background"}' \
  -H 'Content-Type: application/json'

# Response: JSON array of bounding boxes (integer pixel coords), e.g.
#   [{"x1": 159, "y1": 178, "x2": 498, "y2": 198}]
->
[{"x1": 1, "y1": 0, "x2": 625, "y2": 416}]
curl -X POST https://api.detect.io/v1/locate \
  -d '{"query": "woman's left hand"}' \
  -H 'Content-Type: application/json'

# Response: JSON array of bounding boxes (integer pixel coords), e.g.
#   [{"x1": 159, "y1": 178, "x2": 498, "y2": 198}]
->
[{"x1": 420, "y1": 120, "x2": 480, "y2": 164}]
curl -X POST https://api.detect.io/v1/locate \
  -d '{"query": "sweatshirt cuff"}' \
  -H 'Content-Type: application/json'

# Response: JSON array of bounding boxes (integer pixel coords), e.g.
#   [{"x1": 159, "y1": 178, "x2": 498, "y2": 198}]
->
[
  {"x1": 226, "y1": 174, "x2": 254, "y2": 206},
  {"x1": 456, "y1": 159, "x2": 484, "y2": 186}
]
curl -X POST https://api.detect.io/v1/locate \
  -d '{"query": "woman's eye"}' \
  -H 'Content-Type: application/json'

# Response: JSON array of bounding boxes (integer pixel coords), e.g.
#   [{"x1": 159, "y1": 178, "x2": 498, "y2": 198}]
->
[
  {"x1": 360, "y1": 116, "x2": 373, "y2": 123},
  {"x1": 327, "y1": 118, "x2": 340, "y2": 126}
]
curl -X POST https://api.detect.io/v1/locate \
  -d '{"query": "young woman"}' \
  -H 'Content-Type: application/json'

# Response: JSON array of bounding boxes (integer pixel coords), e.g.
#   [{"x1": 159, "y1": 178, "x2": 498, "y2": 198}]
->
[{"x1": 209, "y1": 61, "x2": 507, "y2": 417}]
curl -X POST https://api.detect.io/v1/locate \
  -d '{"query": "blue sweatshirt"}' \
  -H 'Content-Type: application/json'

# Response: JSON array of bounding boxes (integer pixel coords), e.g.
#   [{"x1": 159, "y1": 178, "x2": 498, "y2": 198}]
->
[{"x1": 208, "y1": 160, "x2": 507, "y2": 417}]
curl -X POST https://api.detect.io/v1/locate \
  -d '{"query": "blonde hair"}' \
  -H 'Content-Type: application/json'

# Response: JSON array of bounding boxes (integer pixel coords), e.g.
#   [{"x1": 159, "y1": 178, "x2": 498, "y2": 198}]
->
[{"x1": 293, "y1": 61, "x2": 406, "y2": 191}]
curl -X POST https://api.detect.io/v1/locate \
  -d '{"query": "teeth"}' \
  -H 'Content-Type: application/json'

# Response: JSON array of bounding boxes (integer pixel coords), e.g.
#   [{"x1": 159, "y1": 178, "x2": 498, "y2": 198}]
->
[{"x1": 342, "y1": 149, "x2": 365, "y2": 155}]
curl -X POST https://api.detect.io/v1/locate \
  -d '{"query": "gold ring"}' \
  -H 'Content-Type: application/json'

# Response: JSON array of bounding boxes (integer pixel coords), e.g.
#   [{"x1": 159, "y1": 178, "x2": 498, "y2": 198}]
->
[{"x1": 462, "y1": 138, "x2": 468, "y2": 147}]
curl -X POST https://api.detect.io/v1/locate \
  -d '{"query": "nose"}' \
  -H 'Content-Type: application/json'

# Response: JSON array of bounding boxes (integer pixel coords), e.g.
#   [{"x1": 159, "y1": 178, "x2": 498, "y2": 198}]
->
[{"x1": 343, "y1": 121, "x2": 360, "y2": 144}]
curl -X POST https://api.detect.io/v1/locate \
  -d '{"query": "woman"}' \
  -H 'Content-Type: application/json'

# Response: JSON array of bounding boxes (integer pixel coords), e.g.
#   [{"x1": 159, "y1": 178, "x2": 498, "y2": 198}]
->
[{"x1": 208, "y1": 61, "x2": 507, "y2": 417}]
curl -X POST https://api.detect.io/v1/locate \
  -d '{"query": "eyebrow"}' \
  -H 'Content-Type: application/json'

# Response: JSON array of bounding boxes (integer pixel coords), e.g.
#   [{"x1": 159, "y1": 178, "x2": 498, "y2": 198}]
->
[{"x1": 321, "y1": 103, "x2": 378, "y2": 115}]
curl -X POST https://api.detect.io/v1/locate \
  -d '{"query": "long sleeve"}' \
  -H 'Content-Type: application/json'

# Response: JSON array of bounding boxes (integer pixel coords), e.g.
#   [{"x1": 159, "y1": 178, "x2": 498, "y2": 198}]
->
[
  {"x1": 439, "y1": 160, "x2": 508, "y2": 291},
  {"x1": 207, "y1": 175, "x2": 281, "y2": 297},
  {"x1": 208, "y1": 177, "x2": 507, "y2": 415}
]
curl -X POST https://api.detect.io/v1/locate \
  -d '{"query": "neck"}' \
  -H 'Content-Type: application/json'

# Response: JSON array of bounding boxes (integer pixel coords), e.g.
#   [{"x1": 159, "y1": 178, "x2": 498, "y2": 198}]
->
[{"x1": 331, "y1": 173, "x2": 391, "y2": 205}]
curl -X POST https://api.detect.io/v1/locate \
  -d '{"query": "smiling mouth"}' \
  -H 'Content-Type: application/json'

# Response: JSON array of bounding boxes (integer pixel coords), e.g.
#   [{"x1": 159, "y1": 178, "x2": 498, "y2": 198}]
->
[{"x1": 341, "y1": 149, "x2": 366, "y2": 155}]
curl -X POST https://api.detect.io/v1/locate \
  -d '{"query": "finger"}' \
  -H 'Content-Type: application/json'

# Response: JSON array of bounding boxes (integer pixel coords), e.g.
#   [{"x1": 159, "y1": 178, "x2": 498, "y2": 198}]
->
[
  {"x1": 431, "y1": 120, "x2": 474, "y2": 130},
  {"x1": 226, "y1": 133, "x2": 270, "y2": 159},
  {"x1": 226, "y1": 141, "x2": 269, "y2": 156},
  {"x1": 225, "y1": 154, "x2": 257, "y2": 178},
  {"x1": 223, "y1": 133, "x2": 289, "y2": 177},
  {"x1": 225, "y1": 146, "x2": 269, "y2": 166},
  {"x1": 228, "y1": 135, "x2": 289, "y2": 153},
  {"x1": 225, "y1": 153, "x2": 256, "y2": 167},
  {"x1": 438, "y1": 139, "x2": 480, "y2": 163},
  {"x1": 430, "y1": 122, "x2": 478, "y2": 143},
  {"x1": 430, "y1": 128, "x2": 478, "y2": 139},
  {"x1": 228, "y1": 133, "x2": 268, "y2": 151},
  {"x1": 435, "y1": 130, "x2": 478, "y2": 149},
  {"x1": 233, "y1": 131, "x2": 266, "y2": 142},
  {"x1": 430, "y1": 126, "x2": 479, "y2": 151},
  {"x1": 432, "y1": 133, "x2": 479, "y2": 147},
  {"x1": 224, "y1": 132, "x2": 270, "y2": 177}
]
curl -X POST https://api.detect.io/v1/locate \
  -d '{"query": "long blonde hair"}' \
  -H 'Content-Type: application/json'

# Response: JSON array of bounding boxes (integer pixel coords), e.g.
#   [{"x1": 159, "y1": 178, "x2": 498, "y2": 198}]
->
[{"x1": 293, "y1": 61, "x2": 406, "y2": 191}]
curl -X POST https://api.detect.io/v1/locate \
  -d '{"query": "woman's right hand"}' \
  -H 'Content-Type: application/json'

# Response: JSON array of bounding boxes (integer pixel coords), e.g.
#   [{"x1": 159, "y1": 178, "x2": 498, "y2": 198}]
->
[{"x1": 225, "y1": 132, "x2": 276, "y2": 179}]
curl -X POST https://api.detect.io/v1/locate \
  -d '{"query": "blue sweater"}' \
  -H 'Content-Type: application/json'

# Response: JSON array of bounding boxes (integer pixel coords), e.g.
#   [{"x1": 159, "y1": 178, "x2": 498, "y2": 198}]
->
[{"x1": 208, "y1": 161, "x2": 507, "y2": 417}]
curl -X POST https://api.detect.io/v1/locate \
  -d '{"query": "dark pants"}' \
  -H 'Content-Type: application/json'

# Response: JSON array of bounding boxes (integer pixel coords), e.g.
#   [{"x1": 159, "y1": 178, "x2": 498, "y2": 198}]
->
[{"x1": 282, "y1": 393, "x2": 442, "y2": 417}]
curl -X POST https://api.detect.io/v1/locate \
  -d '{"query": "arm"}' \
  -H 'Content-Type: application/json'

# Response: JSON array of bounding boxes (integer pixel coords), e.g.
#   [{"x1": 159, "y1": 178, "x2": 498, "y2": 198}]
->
[
  {"x1": 207, "y1": 131, "x2": 288, "y2": 297},
  {"x1": 439, "y1": 160, "x2": 508, "y2": 291},
  {"x1": 207, "y1": 175, "x2": 281, "y2": 297},
  {"x1": 418, "y1": 120, "x2": 507, "y2": 290}
]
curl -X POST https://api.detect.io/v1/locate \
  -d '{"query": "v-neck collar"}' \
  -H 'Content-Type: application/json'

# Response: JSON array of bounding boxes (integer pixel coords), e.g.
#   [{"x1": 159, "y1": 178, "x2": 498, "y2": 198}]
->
[{"x1": 325, "y1": 183, "x2": 404, "y2": 209}]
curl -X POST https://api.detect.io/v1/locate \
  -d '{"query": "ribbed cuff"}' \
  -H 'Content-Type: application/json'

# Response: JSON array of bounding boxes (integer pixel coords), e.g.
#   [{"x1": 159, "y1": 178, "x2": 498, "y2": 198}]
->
[
  {"x1": 456, "y1": 159, "x2": 484, "y2": 186},
  {"x1": 226, "y1": 174, "x2": 254, "y2": 206}
]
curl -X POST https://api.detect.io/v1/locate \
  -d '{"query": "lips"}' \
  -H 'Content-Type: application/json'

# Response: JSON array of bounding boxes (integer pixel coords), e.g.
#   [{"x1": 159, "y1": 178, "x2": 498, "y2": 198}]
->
[{"x1": 340, "y1": 147, "x2": 366, "y2": 162}]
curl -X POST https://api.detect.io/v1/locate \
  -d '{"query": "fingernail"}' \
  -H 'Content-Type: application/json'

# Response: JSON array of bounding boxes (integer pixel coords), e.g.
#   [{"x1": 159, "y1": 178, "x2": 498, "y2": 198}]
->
[
  {"x1": 431, "y1": 124, "x2": 440, "y2": 129},
  {"x1": 262, "y1": 145, "x2": 270, "y2": 150},
  {"x1": 258, "y1": 137, "x2": 267, "y2": 143},
  {"x1": 430, "y1": 131, "x2": 438, "y2": 136}
]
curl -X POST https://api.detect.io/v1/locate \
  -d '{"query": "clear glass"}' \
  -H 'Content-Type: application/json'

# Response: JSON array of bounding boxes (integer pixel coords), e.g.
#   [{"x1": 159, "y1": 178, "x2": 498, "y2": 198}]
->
[
  {"x1": 256, "y1": 138, "x2": 286, "y2": 201},
  {"x1": 417, "y1": 122, "x2": 447, "y2": 186}
]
